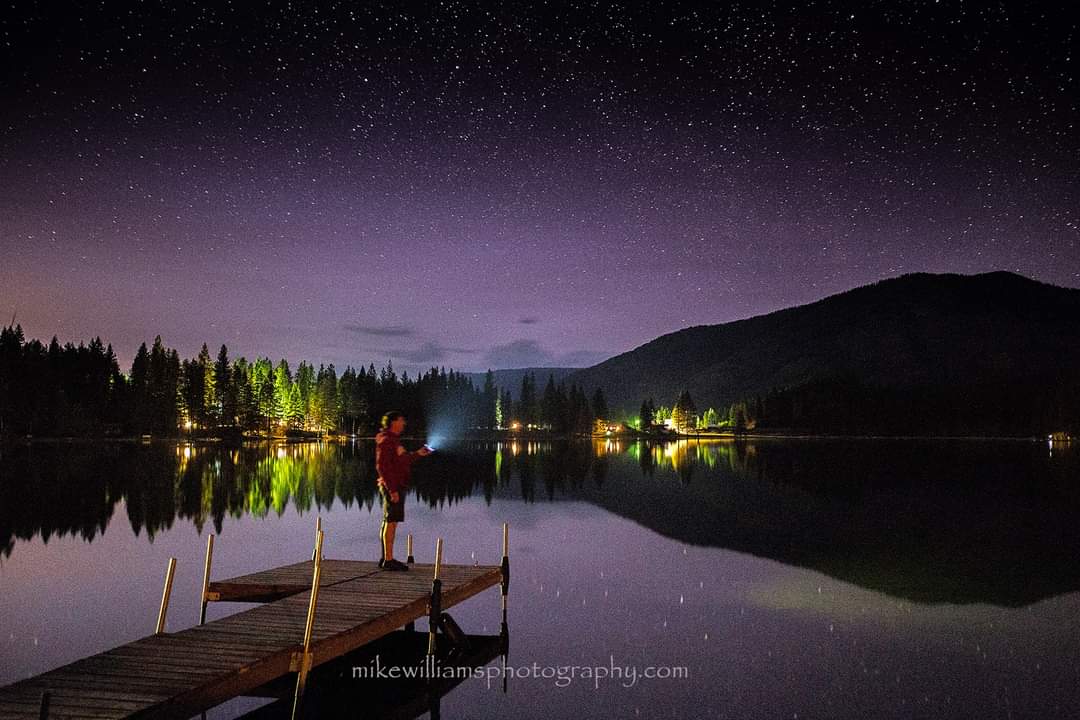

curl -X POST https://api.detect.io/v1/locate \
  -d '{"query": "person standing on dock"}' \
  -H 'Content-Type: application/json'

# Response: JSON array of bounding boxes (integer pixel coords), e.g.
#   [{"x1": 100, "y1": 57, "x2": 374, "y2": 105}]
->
[{"x1": 375, "y1": 410, "x2": 431, "y2": 570}]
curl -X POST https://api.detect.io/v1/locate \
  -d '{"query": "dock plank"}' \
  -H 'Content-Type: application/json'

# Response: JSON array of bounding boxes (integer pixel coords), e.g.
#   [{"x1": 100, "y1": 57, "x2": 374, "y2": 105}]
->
[{"x1": 206, "y1": 559, "x2": 383, "y2": 602}]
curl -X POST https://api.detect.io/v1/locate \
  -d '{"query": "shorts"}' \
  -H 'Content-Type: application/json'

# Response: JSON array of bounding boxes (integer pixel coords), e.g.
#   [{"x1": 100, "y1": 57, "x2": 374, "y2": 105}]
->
[{"x1": 378, "y1": 482, "x2": 404, "y2": 523}]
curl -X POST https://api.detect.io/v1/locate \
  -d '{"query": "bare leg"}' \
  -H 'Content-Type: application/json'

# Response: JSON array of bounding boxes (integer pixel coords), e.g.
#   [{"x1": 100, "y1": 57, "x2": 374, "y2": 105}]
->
[{"x1": 382, "y1": 520, "x2": 398, "y2": 561}]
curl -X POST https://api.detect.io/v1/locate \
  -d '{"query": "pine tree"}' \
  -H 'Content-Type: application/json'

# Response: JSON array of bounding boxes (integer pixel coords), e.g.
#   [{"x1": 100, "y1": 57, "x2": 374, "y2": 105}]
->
[
  {"x1": 273, "y1": 360, "x2": 292, "y2": 427},
  {"x1": 250, "y1": 358, "x2": 276, "y2": 435},
  {"x1": 500, "y1": 388, "x2": 514, "y2": 427},
  {"x1": 198, "y1": 343, "x2": 216, "y2": 426},
  {"x1": 541, "y1": 374, "x2": 560, "y2": 429},
  {"x1": 638, "y1": 397, "x2": 655, "y2": 430},
  {"x1": 285, "y1": 383, "x2": 304, "y2": 428},
  {"x1": 215, "y1": 345, "x2": 234, "y2": 426},
  {"x1": 672, "y1": 390, "x2": 697, "y2": 433},
  {"x1": 519, "y1": 372, "x2": 538, "y2": 427},
  {"x1": 312, "y1": 364, "x2": 339, "y2": 433},
  {"x1": 180, "y1": 357, "x2": 204, "y2": 428},
  {"x1": 482, "y1": 370, "x2": 497, "y2": 429},
  {"x1": 730, "y1": 401, "x2": 748, "y2": 432},
  {"x1": 591, "y1": 387, "x2": 609, "y2": 422},
  {"x1": 233, "y1": 359, "x2": 256, "y2": 430},
  {"x1": 295, "y1": 361, "x2": 316, "y2": 419},
  {"x1": 130, "y1": 342, "x2": 151, "y2": 433}
]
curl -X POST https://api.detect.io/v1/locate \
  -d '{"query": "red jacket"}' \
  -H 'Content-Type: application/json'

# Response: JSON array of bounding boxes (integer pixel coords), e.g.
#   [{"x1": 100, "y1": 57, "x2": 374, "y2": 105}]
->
[{"x1": 375, "y1": 429, "x2": 418, "y2": 494}]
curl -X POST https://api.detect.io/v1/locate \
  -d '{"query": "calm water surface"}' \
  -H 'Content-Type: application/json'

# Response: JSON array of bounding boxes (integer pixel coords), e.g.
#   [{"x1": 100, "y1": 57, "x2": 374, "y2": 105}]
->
[{"x1": 1, "y1": 438, "x2": 1078, "y2": 719}]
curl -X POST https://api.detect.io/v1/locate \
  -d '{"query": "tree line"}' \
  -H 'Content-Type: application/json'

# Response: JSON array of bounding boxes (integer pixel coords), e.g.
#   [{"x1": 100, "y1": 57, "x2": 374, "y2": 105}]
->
[
  {"x1": 636, "y1": 376, "x2": 1079, "y2": 437},
  {"x1": 0, "y1": 326, "x2": 618, "y2": 438},
  {"x1": 501, "y1": 371, "x2": 610, "y2": 434},
  {"x1": 636, "y1": 390, "x2": 756, "y2": 433},
  {"x1": 0, "y1": 325, "x2": 497, "y2": 437}
]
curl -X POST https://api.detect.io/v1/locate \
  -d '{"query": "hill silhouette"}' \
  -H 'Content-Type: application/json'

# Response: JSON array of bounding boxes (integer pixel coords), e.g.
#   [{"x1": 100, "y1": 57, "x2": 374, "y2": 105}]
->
[{"x1": 566, "y1": 271, "x2": 1080, "y2": 435}]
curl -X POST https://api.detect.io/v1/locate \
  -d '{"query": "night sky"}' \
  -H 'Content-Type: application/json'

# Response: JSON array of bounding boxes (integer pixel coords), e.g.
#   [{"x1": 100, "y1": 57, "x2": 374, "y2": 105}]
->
[{"x1": 1, "y1": 2, "x2": 1077, "y2": 374}]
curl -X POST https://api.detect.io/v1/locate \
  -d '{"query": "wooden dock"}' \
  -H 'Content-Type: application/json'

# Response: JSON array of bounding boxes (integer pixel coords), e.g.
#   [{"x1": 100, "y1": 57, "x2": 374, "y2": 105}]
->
[
  {"x1": 232, "y1": 628, "x2": 507, "y2": 719},
  {"x1": 0, "y1": 525, "x2": 510, "y2": 720}
]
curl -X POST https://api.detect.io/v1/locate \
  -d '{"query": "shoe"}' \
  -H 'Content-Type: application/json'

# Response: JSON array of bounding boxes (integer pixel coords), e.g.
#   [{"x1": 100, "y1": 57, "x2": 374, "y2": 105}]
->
[
  {"x1": 378, "y1": 558, "x2": 385, "y2": 568},
  {"x1": 385, "y1": 559, "x2": 409, "y2": 571}
]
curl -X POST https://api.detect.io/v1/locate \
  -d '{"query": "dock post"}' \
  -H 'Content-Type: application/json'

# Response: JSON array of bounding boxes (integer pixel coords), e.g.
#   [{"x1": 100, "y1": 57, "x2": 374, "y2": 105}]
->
[
  {"x1": 404, "y1": 534, "x2": 416, "y2": 631},
  {"x1": 500, "y1": 521, "x2": 510, "y2": 691},
  {"x1": 500, "y1": 522, "x2": 510, "y2": 621},
  {"x1": 427, "y1": 537, "x2": 443, "y2": 656},
  {"x1": 311, "y1": 516, "x2": 322, "y2": 561},
  {"x1": 292, "y1": 528, "x2": 324, "y2": 720},
  {"x1": 198, "y1": 533, "x2": 215, "y2": 625},
  {"x1": 155, "y1": 557, "x2": 177, "y2": 635}
]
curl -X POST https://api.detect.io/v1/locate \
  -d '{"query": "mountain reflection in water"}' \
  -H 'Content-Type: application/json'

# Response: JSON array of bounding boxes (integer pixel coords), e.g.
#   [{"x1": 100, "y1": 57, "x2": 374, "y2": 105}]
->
[{"x1": 1, "y1": 437, "x2": 1076, "y2": 607}]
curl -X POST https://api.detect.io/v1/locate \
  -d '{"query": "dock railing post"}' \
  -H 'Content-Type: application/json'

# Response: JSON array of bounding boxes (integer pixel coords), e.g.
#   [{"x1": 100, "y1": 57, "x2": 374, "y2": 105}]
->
[
  {"x1": 311, "y1": 516, "x2": 322, "y2": 561},
  {"x1": 292, "y1": 528, "x2": 324, "y2": 720},
  {"x1": 404, "y1": 533, "x2": 417, "y2": 632},
  {"x1": 427, "y1": 537, "x2": 443, "y2": 656},
  {"x1": 199, "y1": 533, "x2": 215, "y2": 625},
  {"x1": 500, "y1": 521, "x2": 510, "y2": 691},
  {"x1": 155, "y1": 557, "x2": 177, "y2": 635},
  {"x1": 500, "y1": 522, "x2": 510, "y2": 621}
]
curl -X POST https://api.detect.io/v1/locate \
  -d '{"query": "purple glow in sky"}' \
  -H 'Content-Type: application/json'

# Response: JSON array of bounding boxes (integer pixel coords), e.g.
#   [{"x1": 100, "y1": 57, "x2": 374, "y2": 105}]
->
[{"x1": 1, "y1": 2, "x2": 1077, "y2": 373}]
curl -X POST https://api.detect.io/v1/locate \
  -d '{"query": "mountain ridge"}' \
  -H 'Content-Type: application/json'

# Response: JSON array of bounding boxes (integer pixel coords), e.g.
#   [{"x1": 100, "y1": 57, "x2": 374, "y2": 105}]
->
[{"x1": 492, "y1": 271, "x2": 1080, "y2": 434}]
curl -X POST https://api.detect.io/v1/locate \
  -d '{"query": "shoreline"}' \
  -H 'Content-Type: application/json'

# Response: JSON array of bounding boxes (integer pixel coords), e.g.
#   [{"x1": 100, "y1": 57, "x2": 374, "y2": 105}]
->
[{"x1": 0, "y1": 431, "x2": 1049, "y2": 445}]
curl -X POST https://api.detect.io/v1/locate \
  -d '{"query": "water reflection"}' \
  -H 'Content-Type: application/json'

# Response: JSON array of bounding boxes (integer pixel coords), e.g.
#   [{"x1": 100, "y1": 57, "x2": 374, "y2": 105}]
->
[{"x1": 1, "y1": 438, "x2": 1077, "y2": 606}]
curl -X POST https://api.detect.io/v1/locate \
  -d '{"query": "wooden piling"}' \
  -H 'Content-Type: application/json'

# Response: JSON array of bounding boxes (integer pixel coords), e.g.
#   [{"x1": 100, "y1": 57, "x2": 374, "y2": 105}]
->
[
  {"x1": 155, "y1": 557, "x2": 177, "y2": 635},
  {"x1": 433, "y1": 537, "x2": 443, "y2": 581},
  {"x1": 199, "y1": 534, "x2": 215, "y2": 625},
  {"x1": 428, "y1": 538, "x2": 443, "y2": 655},
  {"x1": 500, "y1": 522, "x2": 510, "y2": 614},
  {"x1": 405, "y1": 533, "x2": 417, "y2": 631},
  {"x1": 311, "y1": 516, "x2": 322, "y2": 561},
  {"x1": 291, "y1": 528, "x2": 324, "y2": 719},
  {"x1": 500, "y1": 521, "x2": 510, "y2": 681}
]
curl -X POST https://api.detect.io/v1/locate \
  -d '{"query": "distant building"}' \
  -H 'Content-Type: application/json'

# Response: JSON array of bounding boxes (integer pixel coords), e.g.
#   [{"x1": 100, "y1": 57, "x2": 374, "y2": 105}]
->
[
  {"x1": 662, "y1": 415, "x2": 698, "y2": 433},
  {"x1": 593, "y1": 419, "x2": 626, "y2": 435}
]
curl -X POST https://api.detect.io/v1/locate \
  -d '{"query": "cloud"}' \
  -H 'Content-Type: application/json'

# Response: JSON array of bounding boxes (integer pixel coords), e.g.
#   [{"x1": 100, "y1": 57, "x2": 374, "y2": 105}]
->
[
  {"x1": 384, "y1": 341, "x2": 478, "y2": 365},
  {"x1": 392, "y1": 341, "x2": 454, "y2": 364},
  {"x1": 479, "y1": 340, "x2": 607, "y2": 369},
  {"x1": 481, "y1": 340, "x2": 552, "y2": 368},
  {"x1": 338, "y1": 324, "x2": 607, "y2": 373},
  {"x1": 343, "y1": 323, "x2": 414, "y2": 338}
]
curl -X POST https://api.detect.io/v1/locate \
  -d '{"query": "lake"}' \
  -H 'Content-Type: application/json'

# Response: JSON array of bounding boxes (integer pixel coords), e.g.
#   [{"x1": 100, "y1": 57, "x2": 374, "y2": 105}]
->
[{"x1": 1, "y1": 437, "x2": 1078, "y2": 719}]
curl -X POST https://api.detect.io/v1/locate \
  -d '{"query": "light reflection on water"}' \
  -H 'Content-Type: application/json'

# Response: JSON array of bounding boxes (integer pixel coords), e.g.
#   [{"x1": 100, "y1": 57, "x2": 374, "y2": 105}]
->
[{"x1": 1, "y1": 438, "x2": 1078, "y2": 719}]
